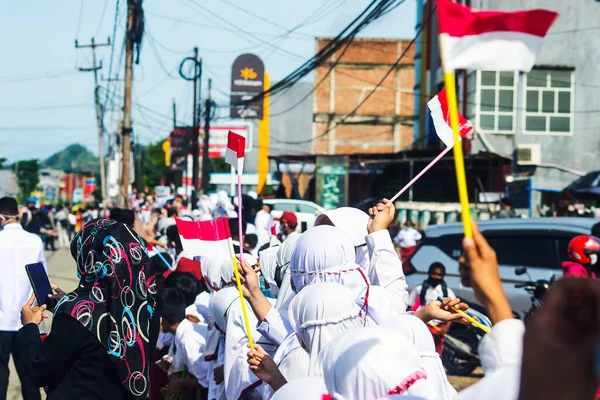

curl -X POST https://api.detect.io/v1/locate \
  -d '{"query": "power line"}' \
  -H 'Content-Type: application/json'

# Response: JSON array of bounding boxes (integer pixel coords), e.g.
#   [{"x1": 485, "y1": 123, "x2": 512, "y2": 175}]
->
[
  {"x1": 76, "y1": 0, "x2": 85, "y2": 39},
  {"x1": 272, "y1": 2, "x2": 431, "y2": 145},
  {"x1": 145, "y1": 29, "x2": 179, "y2": 79},
  {"x1": 94, "y1": 0, "x2": 110, "y2": 36},
  {"x1": 102, "y1": 0, "x2": 122, "y2": 113},
  {"x1": 0, "y1": 70, "x2": 79, "y2": 84}
]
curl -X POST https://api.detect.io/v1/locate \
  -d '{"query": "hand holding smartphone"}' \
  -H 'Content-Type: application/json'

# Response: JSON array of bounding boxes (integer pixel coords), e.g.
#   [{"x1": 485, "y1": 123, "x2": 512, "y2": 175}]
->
[{"x1": 25, "y1": 262, "x2": 57, "y2": 312}]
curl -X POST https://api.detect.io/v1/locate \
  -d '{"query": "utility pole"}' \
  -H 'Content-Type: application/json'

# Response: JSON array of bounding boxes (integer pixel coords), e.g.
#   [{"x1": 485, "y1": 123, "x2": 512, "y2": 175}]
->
[
  {"x1": 191, "y1": 47, "x2": 200, "y2": 204},
  {"x1": 75, "y1": 37, "x2": 111, "y2": 204},
  {"x1": 121, "y1": 0, "x2": 135, "y2": 207},
  {"x1": 172, "y1": 98, "x2": 177, "y2": 130},
  {"x1": 202, "y1": 79, "x2": 212, "y2": 194},
  {"x1": 179, "y1": 49, "x2": 202, "y2": 205}
]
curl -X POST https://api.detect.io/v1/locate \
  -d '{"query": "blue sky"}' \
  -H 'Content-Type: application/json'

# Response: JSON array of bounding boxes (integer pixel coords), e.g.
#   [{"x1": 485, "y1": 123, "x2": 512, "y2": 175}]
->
[{"x1": 0, "y1": 0, "x2": 416, "y2": 163}]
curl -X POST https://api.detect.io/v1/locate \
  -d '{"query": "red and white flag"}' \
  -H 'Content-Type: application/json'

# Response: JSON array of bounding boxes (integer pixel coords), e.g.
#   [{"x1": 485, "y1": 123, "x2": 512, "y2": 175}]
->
[
  {"x1": 225, "y1": 130, "x2": 246, "y2": 175},
  {"x1": 437, "y1": 0, "x2": 558, "y2": 72},
  {"x1": 427, "y1": 89, "x2": 473, "y2": 148},
  {"x1": 175, "y1": 217, "x2": 232, "y2": 258}
]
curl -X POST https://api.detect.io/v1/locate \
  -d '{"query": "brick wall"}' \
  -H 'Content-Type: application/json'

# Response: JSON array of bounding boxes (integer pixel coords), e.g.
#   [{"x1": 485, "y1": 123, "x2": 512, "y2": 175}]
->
[{"x1": 313, "y1": 38, "x2": 415, "y2": 154}]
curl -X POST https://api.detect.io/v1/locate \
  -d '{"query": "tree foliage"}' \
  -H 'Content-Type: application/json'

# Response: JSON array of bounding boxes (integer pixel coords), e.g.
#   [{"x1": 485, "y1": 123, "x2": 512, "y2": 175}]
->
[
  {"x1": 141, "y1": 140, "x2": 177, "y2": 189},
  {"x1": 12, "y1": 159, "x2": 40, "y2": 203}
]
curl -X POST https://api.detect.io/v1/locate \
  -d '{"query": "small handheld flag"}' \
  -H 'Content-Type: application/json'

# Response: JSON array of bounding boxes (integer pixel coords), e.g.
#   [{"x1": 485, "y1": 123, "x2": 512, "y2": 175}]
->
[
  {"x1": 176, "y1": 218, "x2": 232, "y2": 258},
  {"x1": 175, "y1": 217, "x2": 255, "y2": 347},
  {"x1": 388, "y1": 90, "x2": 472, "y2": 203},
  {"x1": 427, "y1": 89, "x2": 473, "y2": 149},
  {"x1": 437, "y1": 0, "x2": 556, "y2": 238},
  {"x1": 437, "y1": 0, "x2": 558, "y2": 72},
  {"x1": 225, "y1": 130, "x2": 246, "y2": 175}
]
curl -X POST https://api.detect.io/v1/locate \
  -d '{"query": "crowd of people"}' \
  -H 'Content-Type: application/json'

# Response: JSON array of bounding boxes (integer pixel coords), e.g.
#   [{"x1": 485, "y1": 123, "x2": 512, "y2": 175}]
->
[{"x1": 1, "y1": 191, "x2": 600, "y2": 400}]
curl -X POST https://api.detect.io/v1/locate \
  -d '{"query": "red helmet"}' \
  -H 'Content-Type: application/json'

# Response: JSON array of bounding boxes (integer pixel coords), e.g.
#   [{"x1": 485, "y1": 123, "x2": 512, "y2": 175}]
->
[{"x1": 568, "y1": 235, "x2": 600, "y2": 265}]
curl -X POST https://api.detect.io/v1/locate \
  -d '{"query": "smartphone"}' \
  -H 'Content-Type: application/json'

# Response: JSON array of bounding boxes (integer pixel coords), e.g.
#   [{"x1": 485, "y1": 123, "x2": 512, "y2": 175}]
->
[{"x1": 25, "y1": 262, "x2": 57, "y2": 311}]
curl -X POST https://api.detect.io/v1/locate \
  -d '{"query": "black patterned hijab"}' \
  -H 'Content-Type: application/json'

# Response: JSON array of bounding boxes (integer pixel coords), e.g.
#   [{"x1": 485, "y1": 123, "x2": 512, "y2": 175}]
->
[{"x1": 55, "y1": 218, "x2": 157, "y2": 399}]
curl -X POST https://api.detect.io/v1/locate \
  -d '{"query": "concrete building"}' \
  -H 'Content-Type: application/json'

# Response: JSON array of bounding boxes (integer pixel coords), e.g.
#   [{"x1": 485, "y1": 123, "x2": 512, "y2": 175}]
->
[
  {"x1": 313, "y1": 38, "x2": 416, "y2": 155},
  {"x1": 415, "y1": 0, "x2": 600, "y2": 213}
]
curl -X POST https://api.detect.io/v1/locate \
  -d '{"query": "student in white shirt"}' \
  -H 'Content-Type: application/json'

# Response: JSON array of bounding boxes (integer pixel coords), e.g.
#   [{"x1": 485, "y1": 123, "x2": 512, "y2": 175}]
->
[
  {"x1": 393, "y1": 220, "x2": 422, "y2": 260},
  {"x1": 408, "y1": 262, "x2": 456, "y2": 310},
  {"x1": 0, "y1": 197, "x2": 45, "y2": 400},
  {"x1": 157, "y1": 287, "x2": 209, "y2": 398}
]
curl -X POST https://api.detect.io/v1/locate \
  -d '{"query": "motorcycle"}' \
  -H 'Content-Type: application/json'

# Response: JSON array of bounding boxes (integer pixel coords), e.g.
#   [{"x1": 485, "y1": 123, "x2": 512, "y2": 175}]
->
[
  {"x1": 514, "y1": 266, "x2": 554, "y2": 322},
  {"x1": 440, "y1": 304, "x2": 493, "y2": 376}
]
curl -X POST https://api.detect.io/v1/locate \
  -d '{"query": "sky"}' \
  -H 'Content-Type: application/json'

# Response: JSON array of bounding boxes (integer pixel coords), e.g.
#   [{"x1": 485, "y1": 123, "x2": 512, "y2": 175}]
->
[{"x1": 0, "y1": 0, "x2": 416, "y2": 163}]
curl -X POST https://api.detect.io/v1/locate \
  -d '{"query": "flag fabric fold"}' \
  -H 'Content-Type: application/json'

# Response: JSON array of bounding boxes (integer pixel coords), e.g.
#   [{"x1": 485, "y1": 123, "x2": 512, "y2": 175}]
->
[
  {"x1": 427, "y1": 89, "x2": 473, "y2": 148},
  {"x1": 225, "y1": 130, "x2": 246, "y2": 175},
  {"x1": 437, "y1": 0, "x2": 558, "y2": 72},
  {"x1": 176, "y1": 217, "x2": 232, "y2": 258}
]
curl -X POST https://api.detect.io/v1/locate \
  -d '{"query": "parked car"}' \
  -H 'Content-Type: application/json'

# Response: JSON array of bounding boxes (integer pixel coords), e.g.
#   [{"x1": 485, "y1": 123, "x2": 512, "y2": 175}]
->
[
  {"x1": 263, "y1": 199, "x2": 326, "y2": 232},
  {"x1": 403, "y1": 218, "x2": 596, "y2": 315}
]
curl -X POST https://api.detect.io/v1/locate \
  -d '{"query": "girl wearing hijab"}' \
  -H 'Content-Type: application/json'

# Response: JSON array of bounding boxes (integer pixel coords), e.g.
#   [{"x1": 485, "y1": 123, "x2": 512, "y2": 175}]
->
[
  {"x1": 381, "y1": 314, "x2": 456, "y2": 400},
  {"x1": 290, "y1": 225, "x2": 407, "y2": 325},
  {"x1": 249, "y1": 283, "x2": 363, "y2": 399},
  {"x1": 258, "y1": 245, "x2": 280, "y2": 298},
  {"x1": 314, "y1": 207, "x2": 371, "y2": 272},
  {"x1": 320, "y1": 327, "x2": 435, "y2": 399},
  {"x1": 17, "y1": 218, "x2": 158, "y2": 400}
]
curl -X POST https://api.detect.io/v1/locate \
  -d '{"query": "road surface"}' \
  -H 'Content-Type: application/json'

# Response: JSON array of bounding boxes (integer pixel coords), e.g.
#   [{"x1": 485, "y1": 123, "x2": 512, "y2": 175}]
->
[{"x1": 7, "y1": 248, "x2": 481, "y2": 398}]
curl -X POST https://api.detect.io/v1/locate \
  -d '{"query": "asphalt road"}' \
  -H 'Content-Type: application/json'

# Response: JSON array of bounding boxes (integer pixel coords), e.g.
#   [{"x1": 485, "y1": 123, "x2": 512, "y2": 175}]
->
[{"x1": 7, "y1": 248, "x2": 481, "y2": 399}]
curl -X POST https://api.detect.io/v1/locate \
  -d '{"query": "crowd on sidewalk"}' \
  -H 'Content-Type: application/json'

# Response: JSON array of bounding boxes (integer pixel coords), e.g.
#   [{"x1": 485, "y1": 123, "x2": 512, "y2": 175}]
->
[{"x1": 1, "y1": 190, "x2": 600, "y2": 400}]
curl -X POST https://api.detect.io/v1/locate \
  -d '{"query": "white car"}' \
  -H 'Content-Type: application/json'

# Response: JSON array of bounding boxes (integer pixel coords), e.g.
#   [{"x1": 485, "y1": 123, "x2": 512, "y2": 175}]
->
[{"x1": 263, "y1": 199, "x2": 326, "y2": 232}]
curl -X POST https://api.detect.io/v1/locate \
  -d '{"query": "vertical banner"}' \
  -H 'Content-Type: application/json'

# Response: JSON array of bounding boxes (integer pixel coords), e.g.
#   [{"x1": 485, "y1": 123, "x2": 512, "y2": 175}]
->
[
  {"x1": 257, "y1": 73, "x2": 270, "y2": 196},
  {"x1": 315, "y1": 155, "x2": 349, "y2": 211}
]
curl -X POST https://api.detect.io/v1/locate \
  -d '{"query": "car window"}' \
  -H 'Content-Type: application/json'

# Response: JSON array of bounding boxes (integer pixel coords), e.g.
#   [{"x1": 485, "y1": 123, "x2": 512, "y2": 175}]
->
[
  {"x1": 272, "y1": 203, "x2": 298, "y2": 213},
  {"x1": 422, "y1": 234, "x2": 464, "y2": 260},
  {"x1": 485, "y1": 234, "x2": 558, "y2": 270},
  {"x1": 297, "y1": 204, "x2": 318, "y2": 214}
]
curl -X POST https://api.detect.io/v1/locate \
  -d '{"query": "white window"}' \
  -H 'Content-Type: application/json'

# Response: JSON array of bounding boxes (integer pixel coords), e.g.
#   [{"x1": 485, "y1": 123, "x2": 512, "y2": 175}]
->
[
  {"x1": 474, "y1": 71, "x2": 518, "y2": 134},
  {"x1": 523, "y1": 69, "x2": 574, "y2": 135}
]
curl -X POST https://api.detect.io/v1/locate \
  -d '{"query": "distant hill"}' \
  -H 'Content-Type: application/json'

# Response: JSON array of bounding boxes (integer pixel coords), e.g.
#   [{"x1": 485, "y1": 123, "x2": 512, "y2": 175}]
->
[{"x1": 43, "y1": 144, "x2": 99, "y2": 172}]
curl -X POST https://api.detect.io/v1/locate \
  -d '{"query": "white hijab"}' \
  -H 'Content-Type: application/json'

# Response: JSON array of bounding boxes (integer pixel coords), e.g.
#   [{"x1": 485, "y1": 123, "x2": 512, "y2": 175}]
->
[
  {"x1": 288, "y1": 282, "x2": 363, "y2": 376},
  {"x1": 320, "y1": 327, "x2": 435, "y2": 400},
  {"x1": 210, "y1": 286, "x2": 270, "y2": 400},
  {"x1": 290, "y1": 226, "x2": 381, "y2": 323},
  {"x1": 381, "y1": 314, "x2": 456, "y2": 400},
  {"x1": 271, "y1": 377, "x2": 328, "y2": 400},
  {"x1": 274, "y1": 234, "x2": 302, "y2": 318},
  {"x1": 259, "y1": 245, "x2": 281, "y2": 297},
  {"x1": 315, "y1": 207, "x2": 371, "y2": 271}
]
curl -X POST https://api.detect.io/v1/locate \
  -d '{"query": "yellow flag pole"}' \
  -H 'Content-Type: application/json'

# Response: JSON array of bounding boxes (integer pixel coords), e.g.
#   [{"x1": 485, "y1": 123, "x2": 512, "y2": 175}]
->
[
  {"x1": 227, "y1": 237, "x2": 255, "y2": 348},
  {"x1": 442, "y1": 71, "x2": 473, "y2": 238}
]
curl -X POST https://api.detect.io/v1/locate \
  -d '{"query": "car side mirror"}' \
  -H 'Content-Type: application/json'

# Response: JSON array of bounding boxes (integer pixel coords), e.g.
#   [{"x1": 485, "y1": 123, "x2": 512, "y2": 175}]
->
[{"x1": 515, "y1": 266, "x2": 527, "y2": 276}]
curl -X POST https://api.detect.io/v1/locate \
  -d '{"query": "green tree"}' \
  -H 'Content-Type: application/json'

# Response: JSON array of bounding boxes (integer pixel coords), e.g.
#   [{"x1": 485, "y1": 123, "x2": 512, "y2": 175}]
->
[
  {"x1": 142, "y1": 140, "x2": 176, "y2": 189},
  {"x1": 0, "y1": 158, "x2": 6, "y2": 169},
  {"x1": 13, "y1": 159, "x2": 40, "y2": 203}
]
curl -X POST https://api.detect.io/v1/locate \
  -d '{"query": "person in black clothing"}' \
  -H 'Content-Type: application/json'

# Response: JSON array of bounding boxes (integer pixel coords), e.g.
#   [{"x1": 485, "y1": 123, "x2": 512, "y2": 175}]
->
[{"x1": 17, "y1": 218, "x2": 158, "y2": 400}]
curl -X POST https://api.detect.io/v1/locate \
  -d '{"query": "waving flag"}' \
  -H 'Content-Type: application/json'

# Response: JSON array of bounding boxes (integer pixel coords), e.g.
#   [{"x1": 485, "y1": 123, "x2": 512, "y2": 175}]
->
[
  {"x1": 437, "y1": 0, "x2": 558, "y2": 72},
  {"x1": 427, "y1": 89, "x2": 473, "y2": 148},
  {"x1": 225, "y1": 130, "x2": 246, "y2": 175},
  {"x1": 176, "y1": 217, "x2": 231, "y2": 258}
]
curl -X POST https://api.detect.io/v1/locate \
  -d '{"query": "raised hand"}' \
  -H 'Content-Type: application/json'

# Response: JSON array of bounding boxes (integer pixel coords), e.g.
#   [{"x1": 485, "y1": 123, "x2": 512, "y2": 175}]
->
[{"x1": 367, "y1": 198, "x2": 396, "y2": 234}]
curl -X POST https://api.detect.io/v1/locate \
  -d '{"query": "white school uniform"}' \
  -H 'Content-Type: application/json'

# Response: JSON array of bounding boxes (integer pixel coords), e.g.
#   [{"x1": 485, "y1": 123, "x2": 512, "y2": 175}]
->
[{"x1": 174, "y1": 318, "x2": 210, "y2": 387}]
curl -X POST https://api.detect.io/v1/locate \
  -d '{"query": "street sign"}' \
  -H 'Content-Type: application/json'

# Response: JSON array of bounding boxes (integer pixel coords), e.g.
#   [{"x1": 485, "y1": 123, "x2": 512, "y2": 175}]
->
[{"x1": 230, "y1": 53, "x2": 264, "y2": 119}]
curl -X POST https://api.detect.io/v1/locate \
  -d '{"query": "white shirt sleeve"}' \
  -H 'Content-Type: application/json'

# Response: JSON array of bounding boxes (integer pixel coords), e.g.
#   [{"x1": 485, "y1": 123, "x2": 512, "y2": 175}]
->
[
  {"x1": 478, "y1": 319, "x2": 525, "y2": 373},
  {"x1": 365, "y1": 230, "x2": 409, "y2": 311},
  {"x1": 256, "y1": 307, "x2": 293, "y2": 347},
  {"x1": 408, "y1": 286, "x2": 421, "y2": 309},
  {"x1": 181, "y1": 326, "x2": 210, "y2": 387}
]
